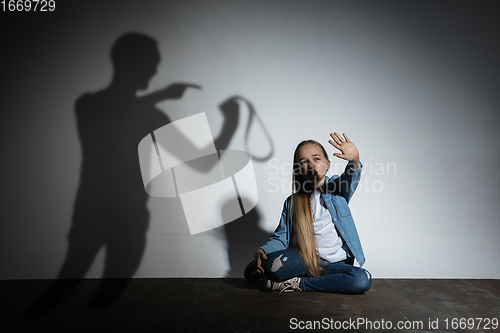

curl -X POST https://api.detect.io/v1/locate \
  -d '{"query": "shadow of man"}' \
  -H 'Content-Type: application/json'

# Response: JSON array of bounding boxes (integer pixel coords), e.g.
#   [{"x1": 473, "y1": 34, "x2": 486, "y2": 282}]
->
[{"x1": 24, "y1": 33, "x2": 207, "y2": 317}]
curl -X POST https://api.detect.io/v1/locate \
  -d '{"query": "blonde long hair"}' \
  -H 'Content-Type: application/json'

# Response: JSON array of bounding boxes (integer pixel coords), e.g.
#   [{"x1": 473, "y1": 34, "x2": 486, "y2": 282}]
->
[{"x1": 290, "y1": 140, "x2": 329, "y2": 277}]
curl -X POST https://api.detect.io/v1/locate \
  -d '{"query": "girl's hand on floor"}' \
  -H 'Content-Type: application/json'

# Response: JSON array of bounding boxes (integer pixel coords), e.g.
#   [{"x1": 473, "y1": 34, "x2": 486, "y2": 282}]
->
[{"x1": 255, "y1": 249, "x2": 267, "y2": 276}]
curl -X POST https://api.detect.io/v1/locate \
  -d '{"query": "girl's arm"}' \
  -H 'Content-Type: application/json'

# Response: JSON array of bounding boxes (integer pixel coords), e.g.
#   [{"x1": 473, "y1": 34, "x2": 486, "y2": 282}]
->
[
  {"x1": 255, "y1": 197, "x2": 292, "y2": 274},
  {"x1": 260, "y1": 197, "x2": 291, "y2": 254}
]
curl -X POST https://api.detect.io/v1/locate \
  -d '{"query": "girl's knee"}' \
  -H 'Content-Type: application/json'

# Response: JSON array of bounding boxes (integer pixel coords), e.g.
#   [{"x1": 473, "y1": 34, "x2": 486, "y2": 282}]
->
[
  {"x1": 350, "y1": 269, "x2": 372, "y2": 294},
  {"x1": 262, "y1": 253, "x2": 286, "y2": 280},
  {"x1": 261, "y1": 250, "x2": 307, "y2": 281}
]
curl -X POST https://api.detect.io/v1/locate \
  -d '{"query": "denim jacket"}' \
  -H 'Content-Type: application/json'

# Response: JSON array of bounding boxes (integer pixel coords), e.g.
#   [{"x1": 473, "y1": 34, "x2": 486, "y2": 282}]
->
[{"x1": 260, "y1": 163, "x2": 366, "y2": 266}]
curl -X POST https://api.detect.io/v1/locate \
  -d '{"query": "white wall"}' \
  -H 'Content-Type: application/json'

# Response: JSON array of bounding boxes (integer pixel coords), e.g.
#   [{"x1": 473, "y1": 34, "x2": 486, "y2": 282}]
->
[{"x1": 1, "y1": 0, "x2": 499, "y2": 280}]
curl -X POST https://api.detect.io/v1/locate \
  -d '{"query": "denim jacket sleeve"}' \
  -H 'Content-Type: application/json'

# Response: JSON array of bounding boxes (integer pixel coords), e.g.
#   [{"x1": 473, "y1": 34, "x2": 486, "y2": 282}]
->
[
  {"x1": 260, "y1": 196, "x2": 292, "y2": 254},
  {"x1": 323, "y1": 162, "x2": 365, "y2": 266},
  {"x1": 325, "y1": 162, "x2": 362, "y2": 203}
]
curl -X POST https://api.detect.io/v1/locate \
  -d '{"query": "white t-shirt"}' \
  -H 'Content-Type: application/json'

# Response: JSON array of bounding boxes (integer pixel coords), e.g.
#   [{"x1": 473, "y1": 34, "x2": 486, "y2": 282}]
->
[{"x1": 311, "y1": 190, "x2": 347, "y2": 263}]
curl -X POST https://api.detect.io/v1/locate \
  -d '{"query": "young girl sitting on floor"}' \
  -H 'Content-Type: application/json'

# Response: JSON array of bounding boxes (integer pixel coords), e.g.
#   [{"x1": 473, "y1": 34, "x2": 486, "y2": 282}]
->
[{"x1": 246, "y1": 133, "x2": 371, "y2": 294}]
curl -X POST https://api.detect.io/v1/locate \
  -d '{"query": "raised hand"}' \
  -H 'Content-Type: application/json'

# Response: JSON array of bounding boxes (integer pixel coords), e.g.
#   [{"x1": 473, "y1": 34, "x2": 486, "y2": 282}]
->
[{"x1": 328, "y1": 132, "x2": 360, "y2": 168}]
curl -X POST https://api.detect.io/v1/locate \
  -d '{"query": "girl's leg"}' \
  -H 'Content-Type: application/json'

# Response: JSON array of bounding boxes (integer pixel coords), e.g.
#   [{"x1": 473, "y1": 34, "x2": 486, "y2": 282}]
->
[
  {"x1": 261, "y1": 248, "x2": 308, "y2": 281},
  {"x1": 300, "y1": 261, "x2": 372, "y2": 294}
]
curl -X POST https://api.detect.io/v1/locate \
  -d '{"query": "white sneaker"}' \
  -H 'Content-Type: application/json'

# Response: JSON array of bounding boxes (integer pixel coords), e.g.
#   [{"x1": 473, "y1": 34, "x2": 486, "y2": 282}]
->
[{"x1": 266, "y1": 277, "x2": 302, "y2": 293}]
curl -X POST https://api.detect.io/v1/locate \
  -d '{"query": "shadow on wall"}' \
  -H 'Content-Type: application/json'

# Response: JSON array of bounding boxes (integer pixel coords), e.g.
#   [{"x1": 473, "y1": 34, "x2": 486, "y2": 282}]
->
[
  {"x1": 24, "y1": 32, "x2": 274, "y2": 318},
  {"x1": 219, "y1": 200, "x2": 271, "y2": 278},
  {"x1": 19, "y1": 32, "x2": 212, "y2": 317}
]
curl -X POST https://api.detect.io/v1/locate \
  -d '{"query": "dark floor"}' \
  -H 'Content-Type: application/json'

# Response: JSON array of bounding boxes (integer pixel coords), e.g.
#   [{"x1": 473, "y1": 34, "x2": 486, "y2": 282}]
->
[{"x1": 1, "y1": 278, "x2": 499, "y2": 332}]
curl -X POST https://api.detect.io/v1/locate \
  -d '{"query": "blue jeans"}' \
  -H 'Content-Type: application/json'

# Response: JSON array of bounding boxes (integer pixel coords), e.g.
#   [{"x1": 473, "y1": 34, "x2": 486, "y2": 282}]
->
[{"x1": 261, "y1": 248, "x2": 371, "y2": 294}]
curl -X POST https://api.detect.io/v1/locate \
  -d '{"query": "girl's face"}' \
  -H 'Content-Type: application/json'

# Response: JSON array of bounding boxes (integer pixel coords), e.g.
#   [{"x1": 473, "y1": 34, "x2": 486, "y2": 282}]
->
[{"x1": 297, "y1": 143, "x2": 330, "y2": 187}]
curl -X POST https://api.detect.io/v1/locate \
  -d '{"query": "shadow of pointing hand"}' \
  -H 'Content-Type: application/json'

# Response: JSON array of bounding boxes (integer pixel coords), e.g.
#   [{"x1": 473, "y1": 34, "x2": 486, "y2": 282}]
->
[
  {"x1": 139, "y1": 83, "x2": 202, "y2": 105},
  {"x1": 161, "y1": 83, "x2": 202, "y2": 99}
]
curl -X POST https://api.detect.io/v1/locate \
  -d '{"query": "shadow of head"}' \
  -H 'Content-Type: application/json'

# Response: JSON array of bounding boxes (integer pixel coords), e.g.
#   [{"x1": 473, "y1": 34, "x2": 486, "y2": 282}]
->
[{"x1": 111, "y1": 33, "x2": 160, "y2": 90}]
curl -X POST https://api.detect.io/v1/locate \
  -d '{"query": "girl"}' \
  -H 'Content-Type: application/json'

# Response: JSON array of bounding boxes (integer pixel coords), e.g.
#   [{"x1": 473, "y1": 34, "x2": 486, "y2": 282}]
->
[{"x1": 246, "y1": 133, "x2": 371, "y2": 294}]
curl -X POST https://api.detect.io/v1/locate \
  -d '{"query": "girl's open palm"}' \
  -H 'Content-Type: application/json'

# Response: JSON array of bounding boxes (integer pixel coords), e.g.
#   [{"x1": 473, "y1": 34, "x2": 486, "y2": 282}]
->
[{"x1": 328, "y1": 132, "x2": 359, "y2": 162}]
